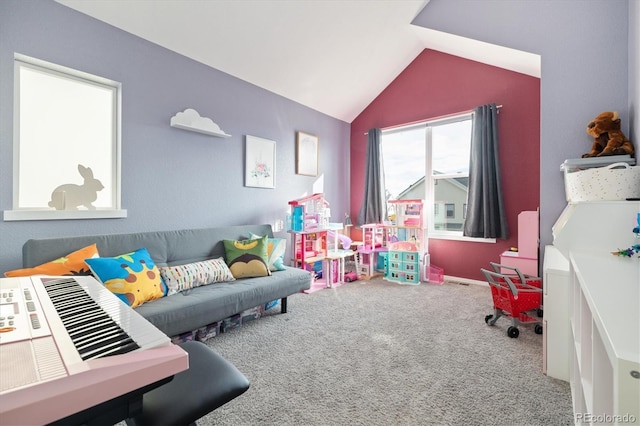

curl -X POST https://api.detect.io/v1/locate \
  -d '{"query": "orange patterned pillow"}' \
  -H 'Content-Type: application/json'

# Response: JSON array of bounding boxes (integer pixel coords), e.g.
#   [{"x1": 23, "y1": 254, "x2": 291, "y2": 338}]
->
[{"x1": 4, "y1": 244, "x2": 99, "y2": 277}]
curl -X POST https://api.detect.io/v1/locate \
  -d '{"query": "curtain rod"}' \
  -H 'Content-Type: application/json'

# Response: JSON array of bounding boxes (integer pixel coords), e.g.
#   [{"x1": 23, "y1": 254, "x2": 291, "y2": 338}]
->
[{"x1": 364, "y1": 104, "x2": 503, "y2": 135}]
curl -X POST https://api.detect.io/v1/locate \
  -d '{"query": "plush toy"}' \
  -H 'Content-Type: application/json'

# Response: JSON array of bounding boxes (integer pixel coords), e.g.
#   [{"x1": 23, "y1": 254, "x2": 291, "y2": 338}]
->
[{"x1": 583, "y1": 111, "x2": 635, "y2": 158}]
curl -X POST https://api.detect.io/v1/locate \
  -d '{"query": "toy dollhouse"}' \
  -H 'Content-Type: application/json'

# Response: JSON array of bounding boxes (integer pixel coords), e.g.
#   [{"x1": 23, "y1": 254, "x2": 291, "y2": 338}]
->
[
  {"x1": 358, "y1": 199, "x2": 432, "y2": 281},
  {"x1": 287, "y1": 193, "x2": 358, "y2": 292},
  {"x1": 286, "y1": 194, "x2": 327, "y2": 260},
  {"x1": 384, "y1": 241, "x2": 420, "y2": 285},
  {"x1": 288, "y1": 193, "x2": 329, "y2": 233}
]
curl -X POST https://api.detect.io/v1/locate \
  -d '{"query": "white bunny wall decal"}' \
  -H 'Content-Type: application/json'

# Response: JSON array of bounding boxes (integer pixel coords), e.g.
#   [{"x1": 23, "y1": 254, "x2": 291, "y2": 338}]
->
[{"x1": 48, "y1": 164, "x2": 104, "y2": 210}]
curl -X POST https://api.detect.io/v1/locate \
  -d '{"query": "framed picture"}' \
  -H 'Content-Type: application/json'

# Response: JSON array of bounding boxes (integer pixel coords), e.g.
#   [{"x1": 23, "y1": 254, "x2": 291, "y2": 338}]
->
[
  {"x1": 296, "y1": 131, "x2": 319, "y2": 176},
  {"x1": 245, "y1": 135, "x2": 276, "y2": 189}
]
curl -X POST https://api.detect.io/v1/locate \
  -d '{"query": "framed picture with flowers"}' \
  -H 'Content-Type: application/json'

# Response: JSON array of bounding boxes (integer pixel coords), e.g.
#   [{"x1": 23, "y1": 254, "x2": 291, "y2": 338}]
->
[{"x1": 245, "y1": 135, "x2": 276, "y2": 189}]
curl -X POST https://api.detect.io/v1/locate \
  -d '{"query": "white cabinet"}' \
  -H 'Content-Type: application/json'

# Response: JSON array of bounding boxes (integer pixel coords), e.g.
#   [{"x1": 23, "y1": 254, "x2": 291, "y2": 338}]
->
[
  {"x1": 545, "y1": 201, "x2": 640, "y2": 385},
  {"x1": 569, "y1": 251, "x2": 639, "y2": 425},
  {"x1": 542, "y1": 245, "x2": 570, "y2": 381}
]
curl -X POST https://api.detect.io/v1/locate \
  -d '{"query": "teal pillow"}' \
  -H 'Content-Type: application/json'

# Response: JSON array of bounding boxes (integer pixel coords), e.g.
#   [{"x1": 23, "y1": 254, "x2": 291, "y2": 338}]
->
[
  {"x1": 223, "y1": 235, "x2": 271, "y2": 278},
  {"x1": 85, "y1": 247, "x2": 167, "y2": 308},
  {"x1": 248, "y1": 232, "x2": 287, "y2": 271}
]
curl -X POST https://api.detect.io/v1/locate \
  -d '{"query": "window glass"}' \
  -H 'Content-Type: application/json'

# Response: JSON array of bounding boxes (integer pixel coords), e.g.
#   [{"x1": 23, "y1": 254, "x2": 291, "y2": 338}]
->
[
  {"x1": 430, "y1": 117, "x2": 472, "y2": 233},
  {"x1": 380, "y1": 126, "x2": 426, "y2": 203},
  {"x1": 445, "y1": 203, "x2": 455, "y2": 218},
  {"x1": 381, "y1": 114, "x2": 472, "y2": 236},
  {"x1": 431, "y1": 120, "x2": 471, "y2": 175}
]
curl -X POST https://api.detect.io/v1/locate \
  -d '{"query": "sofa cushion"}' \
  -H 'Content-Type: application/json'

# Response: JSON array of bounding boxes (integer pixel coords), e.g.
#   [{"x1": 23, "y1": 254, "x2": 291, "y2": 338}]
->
[
  {"x1": 5, "y1": 244, "x2": 98, "y2": 278},
  {"x1": 135, "y1": 267, "x2": 312, "y2": 337},
  {"x1": 159, "y1": 258, "x2": 235, "y2": 296},
  {"x1": 248, "y1": 232, "x2": 287, "y2": 272},
  {"x1": 85, "y1": 247, "x2": 167, "y2": 308},
  {"x1": 223, "y1": 235, "x2": 270, "y2": 279}
]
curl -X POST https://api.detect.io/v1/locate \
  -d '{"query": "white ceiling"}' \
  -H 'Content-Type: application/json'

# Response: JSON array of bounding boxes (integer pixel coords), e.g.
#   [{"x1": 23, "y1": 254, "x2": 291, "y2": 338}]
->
[{"x1": 56, "y1": 0, "x2": 540, "y2": 123}]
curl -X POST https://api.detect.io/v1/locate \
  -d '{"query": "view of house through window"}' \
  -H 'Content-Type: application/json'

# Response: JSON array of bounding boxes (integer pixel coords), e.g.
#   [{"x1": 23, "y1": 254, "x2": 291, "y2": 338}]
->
[
  {"x1": 9, "y1": 54, "x2": 123, "y2": 220},
  {"x1": 381, "y1": 114, "x2": 472, "y2": 235}
]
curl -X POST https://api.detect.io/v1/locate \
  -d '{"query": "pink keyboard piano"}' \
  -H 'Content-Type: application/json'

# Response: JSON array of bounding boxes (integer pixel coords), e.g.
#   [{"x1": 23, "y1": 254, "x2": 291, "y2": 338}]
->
[{"x1": 0, "y1": 275, "x2": 188, "y2": 425}]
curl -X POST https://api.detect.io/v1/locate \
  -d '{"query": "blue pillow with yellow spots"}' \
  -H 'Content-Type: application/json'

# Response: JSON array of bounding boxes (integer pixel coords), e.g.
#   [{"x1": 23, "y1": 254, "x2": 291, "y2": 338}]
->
[{"x1": 85, "y1": 247, "x2": 167, "y2": 308}]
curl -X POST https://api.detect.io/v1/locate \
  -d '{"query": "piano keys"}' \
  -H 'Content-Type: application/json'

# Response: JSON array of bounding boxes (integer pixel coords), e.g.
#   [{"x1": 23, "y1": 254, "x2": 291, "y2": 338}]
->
[
  {"x1": 41, "y1": 277, "x2": 141, "y2": 360},
  {"x1": 0, "y1": 275, "x2": 188, "y2": 425}
]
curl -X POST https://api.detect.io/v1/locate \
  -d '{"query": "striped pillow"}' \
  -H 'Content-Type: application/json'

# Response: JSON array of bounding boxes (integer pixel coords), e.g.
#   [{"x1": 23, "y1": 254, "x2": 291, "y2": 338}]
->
[{"x1": 159, "y1": 258, "x2": 235, "y2": 295}]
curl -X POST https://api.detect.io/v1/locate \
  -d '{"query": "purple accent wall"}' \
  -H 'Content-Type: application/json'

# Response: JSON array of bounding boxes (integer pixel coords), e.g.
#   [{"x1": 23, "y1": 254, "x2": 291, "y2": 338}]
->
[
  {"x1": 351, "y1": 49, "x2": 540, "y2": 281},
  {"x1": 0, "y1": 0, "x2": 349, "y2": 272}
]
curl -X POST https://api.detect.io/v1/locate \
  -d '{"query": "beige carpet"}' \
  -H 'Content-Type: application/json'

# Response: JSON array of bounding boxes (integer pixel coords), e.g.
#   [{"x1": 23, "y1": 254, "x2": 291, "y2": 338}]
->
[{"x1": 194, "y1": 278, "x2": 573, "y2": 426}]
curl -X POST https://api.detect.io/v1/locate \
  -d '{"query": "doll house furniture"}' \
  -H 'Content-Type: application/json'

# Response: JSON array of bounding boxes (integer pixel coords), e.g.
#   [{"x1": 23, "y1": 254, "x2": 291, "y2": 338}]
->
[
  {"x1": 358, "y1": 199, "x2": 430, "y2": 281},
  {"x1": 288, "y1": 193, "x2": 329, "y2": 268},
  {"x1": 358, "y1": 223, "x2": 389, "y2": 279},
  {"x1": 384, "y1": 241, "x2": 420, "y2": 284},
  {"x1": 325, "y1": 225, "x2": 358, "y2": 287},
  {"x1": 288, "y1": 193, "x2": 357, "y2": 292}
]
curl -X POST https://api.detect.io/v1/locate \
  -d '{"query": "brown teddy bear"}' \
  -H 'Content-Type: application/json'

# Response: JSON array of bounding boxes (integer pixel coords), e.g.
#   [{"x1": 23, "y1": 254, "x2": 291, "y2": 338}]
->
[{"x1": 583, "y1": 111, "x2": 635, "y2": 157}]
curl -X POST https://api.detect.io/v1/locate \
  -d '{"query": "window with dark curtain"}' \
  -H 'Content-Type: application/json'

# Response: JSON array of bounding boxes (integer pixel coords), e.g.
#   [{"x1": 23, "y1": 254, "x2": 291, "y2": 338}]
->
[
  {"x1": 357, "y1": 128, "x2": 386, "y2": 225},
  {"x1": 463, "y1": 104, "x2": 509, "y2": 239}
]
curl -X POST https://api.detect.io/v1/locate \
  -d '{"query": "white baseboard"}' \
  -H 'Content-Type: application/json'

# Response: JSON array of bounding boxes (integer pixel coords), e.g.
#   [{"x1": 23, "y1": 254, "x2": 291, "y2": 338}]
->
[{"x1": 443, "y1": 275, "x2": 488, "y2": 287}]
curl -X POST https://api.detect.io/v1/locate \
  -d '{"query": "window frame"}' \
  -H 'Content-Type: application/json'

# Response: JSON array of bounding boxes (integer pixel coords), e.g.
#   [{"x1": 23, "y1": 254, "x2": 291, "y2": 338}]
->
[
  {"x1": 4, "y1": 54, "x2": 126, "y2": 221},
  {"x1": 382, "y1": 112, "x2": 495, "y2": 243},
  {"x1": 426, "y1": 113, "x2": 471, "y2": 238}
]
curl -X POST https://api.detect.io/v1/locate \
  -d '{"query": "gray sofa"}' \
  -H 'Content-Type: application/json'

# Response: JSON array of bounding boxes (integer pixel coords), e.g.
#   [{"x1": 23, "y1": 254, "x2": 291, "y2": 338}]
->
[{"x1": 22, "y1": 224, "x2": 311, "y2": 337}]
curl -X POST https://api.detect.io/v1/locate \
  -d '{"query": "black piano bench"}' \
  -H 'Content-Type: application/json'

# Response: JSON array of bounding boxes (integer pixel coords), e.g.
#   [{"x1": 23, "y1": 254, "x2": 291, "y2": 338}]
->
[{"x1": 125, "y1": 341, "x2": 250, "y2": 426}]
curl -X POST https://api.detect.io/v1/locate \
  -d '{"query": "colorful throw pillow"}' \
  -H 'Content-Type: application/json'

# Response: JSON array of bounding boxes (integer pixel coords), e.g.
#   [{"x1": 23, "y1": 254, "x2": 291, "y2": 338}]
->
[
  {"x1": 4, "y1": 244, "x2": 99, "y2": 278},
  {"x1": 159, "y1": 258, "x2": 235, "y2": 296},
  {"x1": 248, "y1": 232, "x2": 287, "y2": 271},
  {"x1": 85, "y1": 247, "x2": 167, "y2": 308},
  {"x1": 223, "y1": 235, "x2": 271, "y2": 279}
]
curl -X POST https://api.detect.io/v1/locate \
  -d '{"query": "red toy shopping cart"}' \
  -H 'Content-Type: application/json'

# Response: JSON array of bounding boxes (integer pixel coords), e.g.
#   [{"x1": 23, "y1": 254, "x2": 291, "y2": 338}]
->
[
  {"x1": 488, "y1": 262, "x2": 540, "y2": 287},
  {"x1": 481, "y1": 265, "x2": 543, "y2": 338}
]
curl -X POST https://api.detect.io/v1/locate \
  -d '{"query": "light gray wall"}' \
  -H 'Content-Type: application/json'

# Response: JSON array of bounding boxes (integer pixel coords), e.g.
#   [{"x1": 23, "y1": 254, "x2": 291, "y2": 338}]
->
[
  {"x1": 0, "y1": 0, "x2": 350, "y2": 273},
  {"x1": 414, "y1": 0, "x2": 633, "y2": 255}
]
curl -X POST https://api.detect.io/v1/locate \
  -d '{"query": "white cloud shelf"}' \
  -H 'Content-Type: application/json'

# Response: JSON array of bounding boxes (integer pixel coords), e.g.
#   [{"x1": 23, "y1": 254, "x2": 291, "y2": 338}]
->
[{"x1": 170, "y1": 108, "x2": 231, "y2": 138}]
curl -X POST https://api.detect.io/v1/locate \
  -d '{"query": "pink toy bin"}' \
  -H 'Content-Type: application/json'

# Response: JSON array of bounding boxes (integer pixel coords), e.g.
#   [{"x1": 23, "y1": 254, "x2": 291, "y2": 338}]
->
[{"x1": 426, "y1": 265, "x2": 444, "y2": 285}]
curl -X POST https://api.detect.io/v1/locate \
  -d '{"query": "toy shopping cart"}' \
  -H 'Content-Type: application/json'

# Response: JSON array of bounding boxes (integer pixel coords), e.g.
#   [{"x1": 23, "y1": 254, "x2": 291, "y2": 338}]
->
[
  {"x1": 488, "y1": 262, "x2": 540, "y2": 287},
  {"x1": 481, "y1": 265, "x2": 543, "y2": 338}
]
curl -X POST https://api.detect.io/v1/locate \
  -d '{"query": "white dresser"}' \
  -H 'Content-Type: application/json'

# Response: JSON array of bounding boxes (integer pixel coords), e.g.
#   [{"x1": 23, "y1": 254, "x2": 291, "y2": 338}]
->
[
  {"x1": 568, "y1": 251, "x2": 639, "y2": 425},
  {"x1": 543, "y1": 201, "x2": 640, "y2": 424}
]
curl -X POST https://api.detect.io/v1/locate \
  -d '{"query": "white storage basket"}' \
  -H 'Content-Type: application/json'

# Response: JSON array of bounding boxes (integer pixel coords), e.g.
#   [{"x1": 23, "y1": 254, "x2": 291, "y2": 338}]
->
[{"x1": 564, "y1": 162, "x2": 640, "y2": 202}]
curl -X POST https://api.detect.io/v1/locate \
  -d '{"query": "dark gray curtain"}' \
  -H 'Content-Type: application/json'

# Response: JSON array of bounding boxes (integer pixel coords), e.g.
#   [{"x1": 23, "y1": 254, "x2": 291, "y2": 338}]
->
[
  {"x1": 463, "y1": 104, "x2": 509, "y2": 239},
  {"x1": 357, "y1": 128, "x2": 386, "y2": 226}
]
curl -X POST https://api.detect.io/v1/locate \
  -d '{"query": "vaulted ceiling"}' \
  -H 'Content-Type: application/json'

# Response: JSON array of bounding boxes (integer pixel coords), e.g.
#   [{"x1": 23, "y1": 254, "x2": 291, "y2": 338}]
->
[{"x1": 57, "y1": 0, "x2": 540, "y2": 123}]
